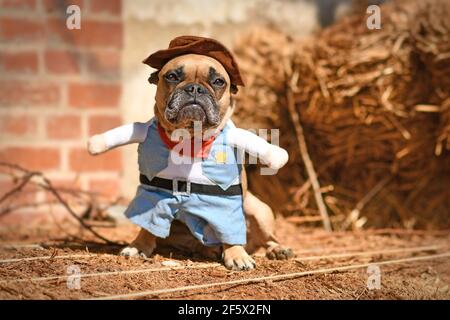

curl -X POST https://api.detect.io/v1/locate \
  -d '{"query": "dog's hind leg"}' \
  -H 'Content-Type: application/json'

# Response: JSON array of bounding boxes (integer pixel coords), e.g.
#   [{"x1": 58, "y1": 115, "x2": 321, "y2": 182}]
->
[{"x1": 244, "y1": 191, "x2": 294, "y2": 260}]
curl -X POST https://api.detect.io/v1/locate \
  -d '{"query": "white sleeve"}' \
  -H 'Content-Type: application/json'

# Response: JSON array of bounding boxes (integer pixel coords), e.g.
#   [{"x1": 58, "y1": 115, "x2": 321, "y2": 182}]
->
[
  {"x1": 102, "y1": 121, "x2": 151, "y2": 149},
  {"x1": 226, "y1": 127, "x2": 271, "y2": 159},
  {"x1": 225, "y1": 124, "x2": 289, "y2": 170},
  {"x1": 227, "y1": 119, "x2": 237, "y2": 129}
]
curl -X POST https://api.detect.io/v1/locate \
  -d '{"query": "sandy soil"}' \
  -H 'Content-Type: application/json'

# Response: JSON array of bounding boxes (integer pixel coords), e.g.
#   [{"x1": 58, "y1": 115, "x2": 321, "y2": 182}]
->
[{"x1": 0, "y1": 219, "x2": 449, "y2": 300}]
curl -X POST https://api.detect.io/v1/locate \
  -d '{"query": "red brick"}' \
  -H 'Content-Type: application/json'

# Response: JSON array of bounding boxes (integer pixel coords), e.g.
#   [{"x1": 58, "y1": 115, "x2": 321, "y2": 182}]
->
[
  {"x1": 0, "y1": 17, "x2": 45, "y2": 41},
  {"x1": 0, "y1": 179, "x2": 38, "y2": 203},
  {"x1": 44, "y1": 50, "x2": 80, "y2": 74},
  {"x1": 88, "y1": 115, "x2": 121, "y2": 136},
  {"x1": 0, "y1": 80, "x2": 60, "y2": 106},
  {"x1": 88, "y1": 178, "x2": 120, "y2": 198},
  {"x1": 47, "y1": 18, "x2": 122, "y2": 49},
  {"x1": 0, "y1": 0, "x2": 36, "y2": 11},
  {"x1": 44, "y1": 177, "x2": 82, "y2": 201},
  {"x1": 0, "y1": 181, "x2": 10, "y2": 196},
  {"x1": 0, "y1": 147, "x2": 60, "y2": 171},
  {"x1": 68, "y1": 82, "x2": 121, "y2": 108},
  {"x1": 0, "y1": 51, "x2": 38, "y2": 73},
  {"x1": 86, "y1": 50, "x2": 120, "y2": 76},
  {"x1": 46, "y1": 115, "x2": 81, "y2": 139},
  {"x1": 0, "y1": 211, "x2": 49, "y2": 226},
  {"x1": 0, "y1": 115, "x2": 37, "y2": 136},
  {"x1": 90, "y1": 0, "x2": 121, "y2": 16},
  {"x1": 46, "y1": 177, "x2": 81, "y2": 189},
  {"x1": 0, "y1": 206, "x2": 77, "y2": 226},
  {"x1": 69, "y1": 148, "x2": 122, "y2": 172},
  {"x1": 42, "y1": 0, "x2": 84, "y2": 14}
]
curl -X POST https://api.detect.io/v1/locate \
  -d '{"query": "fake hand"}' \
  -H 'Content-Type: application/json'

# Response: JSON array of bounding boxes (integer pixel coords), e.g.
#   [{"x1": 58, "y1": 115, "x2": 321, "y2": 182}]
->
[
  {"x1": 262, "y1": 145, "x2": 289, "y2": 170},
  {"x1": 88, "y1": 134, "x2": 108, "y2": 155}
]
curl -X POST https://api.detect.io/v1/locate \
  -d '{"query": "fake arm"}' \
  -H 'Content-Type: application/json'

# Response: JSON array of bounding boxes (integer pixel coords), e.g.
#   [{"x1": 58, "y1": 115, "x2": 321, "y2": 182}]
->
[
  {"x1": 87, "y1": 121, "x2": 151, "y2": 155},
  {"x1": 226, "y1": 127, "x2": 289, "y2": 170}
]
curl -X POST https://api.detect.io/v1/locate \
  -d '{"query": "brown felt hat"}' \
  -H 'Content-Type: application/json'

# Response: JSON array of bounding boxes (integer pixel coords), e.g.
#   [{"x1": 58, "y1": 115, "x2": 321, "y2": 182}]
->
[{"x1": 143, "y1": 35, "x2": 245, "y2": 87}]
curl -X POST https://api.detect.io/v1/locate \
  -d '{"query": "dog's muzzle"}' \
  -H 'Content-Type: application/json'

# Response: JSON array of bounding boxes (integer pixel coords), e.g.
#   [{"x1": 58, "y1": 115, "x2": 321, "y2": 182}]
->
[{"x1": 165, "y1": 83, "x2": 220, "y2": 127}]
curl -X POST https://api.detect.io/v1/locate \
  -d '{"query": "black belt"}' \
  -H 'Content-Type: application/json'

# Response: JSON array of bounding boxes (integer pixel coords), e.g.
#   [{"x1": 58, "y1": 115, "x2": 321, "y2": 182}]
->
[{"x1": 139, "y1": 174, "x2": 243, "y2": 196}]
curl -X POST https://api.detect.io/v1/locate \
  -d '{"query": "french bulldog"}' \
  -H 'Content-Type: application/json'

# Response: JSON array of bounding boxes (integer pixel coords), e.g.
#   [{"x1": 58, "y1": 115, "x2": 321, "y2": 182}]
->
[{"x1": 88, "y1": 37, "x2": 293, "y2": 271}]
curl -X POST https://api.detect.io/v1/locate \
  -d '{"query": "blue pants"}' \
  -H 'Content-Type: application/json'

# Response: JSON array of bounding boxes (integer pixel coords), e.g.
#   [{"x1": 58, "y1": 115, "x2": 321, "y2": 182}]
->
[{"x1": 124, "y1": 184, "x2": 246, "y2": 246}]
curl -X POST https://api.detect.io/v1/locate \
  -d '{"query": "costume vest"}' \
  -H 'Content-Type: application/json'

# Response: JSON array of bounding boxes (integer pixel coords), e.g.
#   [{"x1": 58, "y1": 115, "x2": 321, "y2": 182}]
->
[{"x1": 138, "y1": 118, "x2": 242, "y2": 190}]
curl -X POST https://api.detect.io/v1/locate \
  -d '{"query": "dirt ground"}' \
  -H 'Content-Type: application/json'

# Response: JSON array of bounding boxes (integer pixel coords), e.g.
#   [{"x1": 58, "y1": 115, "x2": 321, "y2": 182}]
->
[{"x1": 0, "y1": 218, "x2": 449, "y2": 300}]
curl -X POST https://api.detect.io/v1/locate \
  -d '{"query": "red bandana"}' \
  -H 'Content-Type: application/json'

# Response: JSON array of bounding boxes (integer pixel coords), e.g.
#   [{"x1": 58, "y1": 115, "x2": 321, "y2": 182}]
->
[{"x1": 157, "y1": 123, "x2": 216, "y2": 159}]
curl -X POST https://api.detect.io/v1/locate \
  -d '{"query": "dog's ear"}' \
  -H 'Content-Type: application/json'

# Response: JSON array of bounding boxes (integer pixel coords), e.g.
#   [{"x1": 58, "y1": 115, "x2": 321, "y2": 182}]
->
[
  {"x1": 230, "y1": 84, "x2": 238, "y2": 94},
  {"x1": 148, "y1": 71, "x2": 159, "y2": 85}
]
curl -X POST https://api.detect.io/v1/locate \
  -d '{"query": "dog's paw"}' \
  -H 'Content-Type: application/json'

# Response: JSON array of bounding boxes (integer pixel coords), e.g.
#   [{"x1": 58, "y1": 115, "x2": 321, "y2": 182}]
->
[
  {"x1": 266, "y1": 245, "x2": 294, "y2": 260},
  {"x1": 120, "y1": 246, "x2": 154, "y2": 259},
  {"x1": 222, "y1": 245, "x2": 256, "y2": 271}
]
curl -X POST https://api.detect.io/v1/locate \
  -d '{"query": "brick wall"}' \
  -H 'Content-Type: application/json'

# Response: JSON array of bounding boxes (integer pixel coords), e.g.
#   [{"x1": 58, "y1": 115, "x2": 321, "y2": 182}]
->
[{"x1": 0, "y1": 0, "x2": 123, "y2": 224}]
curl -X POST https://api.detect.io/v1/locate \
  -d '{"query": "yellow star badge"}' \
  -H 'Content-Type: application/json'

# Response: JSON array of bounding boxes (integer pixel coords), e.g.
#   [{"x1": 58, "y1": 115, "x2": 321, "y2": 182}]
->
[{"x1": 215, "y1": 151, "x2": 227, "y2": 164}]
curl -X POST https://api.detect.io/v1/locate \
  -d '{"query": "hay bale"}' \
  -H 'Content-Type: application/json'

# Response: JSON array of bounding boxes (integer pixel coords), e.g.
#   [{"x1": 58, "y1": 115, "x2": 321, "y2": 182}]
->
[{"x1": 233, "y1": 0, "x2": 450, "y2": 229}]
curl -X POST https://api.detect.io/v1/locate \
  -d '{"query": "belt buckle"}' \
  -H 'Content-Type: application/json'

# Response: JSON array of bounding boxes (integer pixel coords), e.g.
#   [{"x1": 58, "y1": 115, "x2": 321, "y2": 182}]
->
[{"x1": 172, "y1": 178, "x2": 191, "y2": 196}]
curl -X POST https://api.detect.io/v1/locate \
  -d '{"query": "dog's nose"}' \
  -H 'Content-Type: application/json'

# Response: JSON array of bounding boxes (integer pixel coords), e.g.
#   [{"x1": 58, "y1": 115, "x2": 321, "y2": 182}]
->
[{"x1": 184, "y1": 83, "x2": 207, "y2": 96}]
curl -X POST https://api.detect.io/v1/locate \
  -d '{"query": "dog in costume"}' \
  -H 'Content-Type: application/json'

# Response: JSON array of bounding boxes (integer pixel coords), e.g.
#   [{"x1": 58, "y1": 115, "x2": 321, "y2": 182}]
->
[{"x1": 88, "y1": 36, "x2": 292, "y2": 270}]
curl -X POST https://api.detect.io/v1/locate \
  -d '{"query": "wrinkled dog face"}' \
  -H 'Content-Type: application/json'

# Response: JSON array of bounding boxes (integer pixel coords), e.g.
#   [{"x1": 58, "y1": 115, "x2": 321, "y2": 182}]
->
[{"x1": 153, "y1": 54, "x2": 233, "y2": 133}]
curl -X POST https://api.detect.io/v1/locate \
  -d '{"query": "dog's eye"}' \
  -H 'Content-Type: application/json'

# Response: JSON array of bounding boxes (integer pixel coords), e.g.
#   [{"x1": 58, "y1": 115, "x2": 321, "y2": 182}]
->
[
  {"x1": 212, "y1": 78, "x2": 225, "y2": 87},
  {"x1": 165, "y1": 72, "x2": 179, "y2": 82}
]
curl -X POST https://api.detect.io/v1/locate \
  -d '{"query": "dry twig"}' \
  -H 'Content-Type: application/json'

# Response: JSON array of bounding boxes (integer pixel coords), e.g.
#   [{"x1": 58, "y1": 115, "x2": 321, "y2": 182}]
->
[
  {"x1": 90, "y1": 252, "x2": 450, "y2": 300},
  {"x1": 285, "y1": 70, "x2": 332, "y2": 231},
  {"x1": 0, "y1": 162, "x2": 124, "y2": 245}
]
